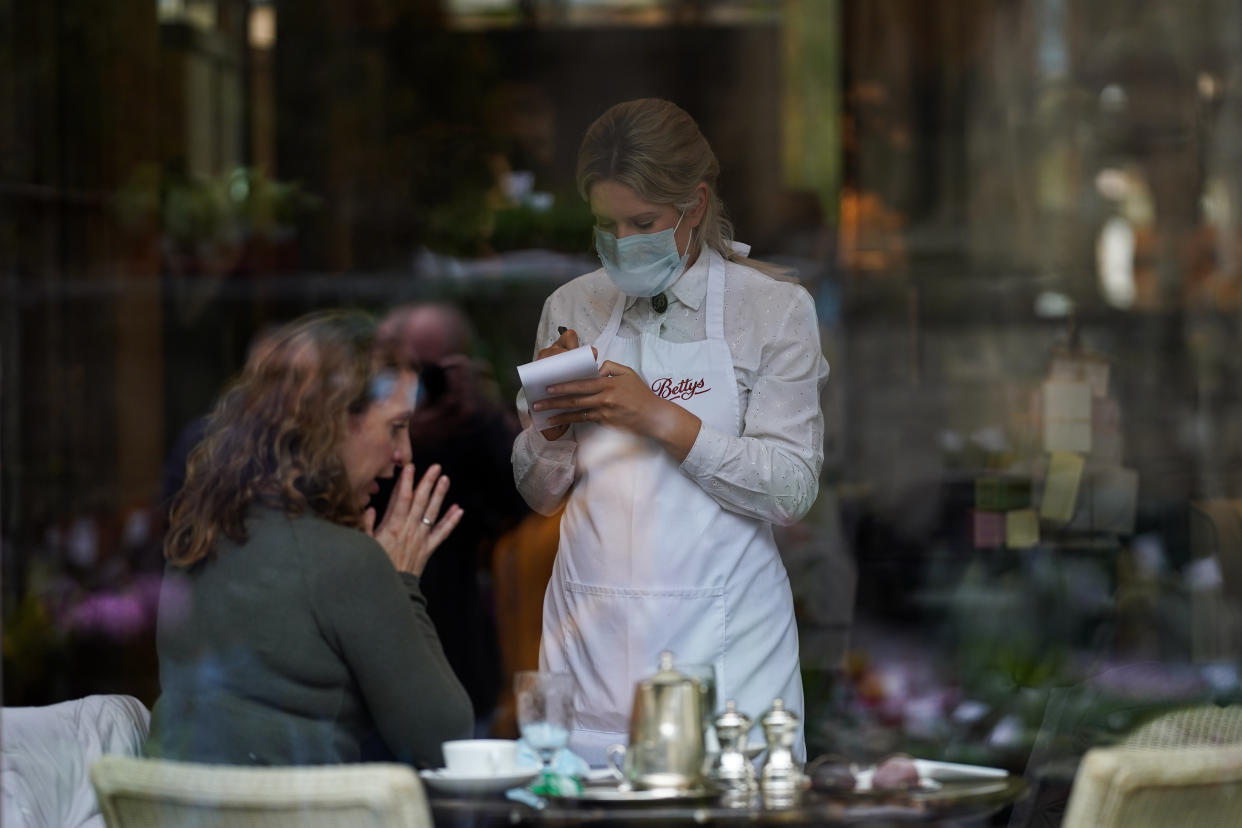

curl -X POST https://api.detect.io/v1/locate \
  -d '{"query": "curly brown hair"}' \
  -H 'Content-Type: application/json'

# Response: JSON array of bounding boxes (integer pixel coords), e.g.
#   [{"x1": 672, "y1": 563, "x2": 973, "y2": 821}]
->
[{"x1": 165, "y1": 310, "x2": 400, "y2": 567}]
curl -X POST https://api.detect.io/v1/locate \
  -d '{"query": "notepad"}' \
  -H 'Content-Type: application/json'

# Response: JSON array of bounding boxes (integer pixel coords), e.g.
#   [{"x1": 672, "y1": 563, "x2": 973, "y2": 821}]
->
[
  {"x1": 1091, "y1": 466, "x2": 1138, "y2": 534},
  {"x1": 1006, "y1": 509, "x2": 1040, "y2": 549},
  {"x1": 1050, "y1": 354, "x2": 1110, "y2": 398},
  {"x1": 516, "y1": 345, "x2": 599, "y2": 431},
  {"x1": 972, "y1": 510, "x2": 1006, "y2": 548},
  {"x1": 1043, "y1": 380, "x2": 1092, "y2": 453},
  {"x1": 1040, "y1": 451, "x2": 1085, "y2": 523}
]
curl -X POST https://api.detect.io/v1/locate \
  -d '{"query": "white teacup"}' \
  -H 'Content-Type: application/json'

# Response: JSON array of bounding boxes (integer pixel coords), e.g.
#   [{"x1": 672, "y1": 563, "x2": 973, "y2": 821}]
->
[{"x1": 442, "y1": 739, "x2": 519, "y2": 776}]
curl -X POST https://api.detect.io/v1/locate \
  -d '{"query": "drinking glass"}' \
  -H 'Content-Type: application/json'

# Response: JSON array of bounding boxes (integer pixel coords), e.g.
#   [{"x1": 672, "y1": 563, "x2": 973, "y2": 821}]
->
[{"x1": 514, "y1": 670, "x2": 576, "y2": 772}]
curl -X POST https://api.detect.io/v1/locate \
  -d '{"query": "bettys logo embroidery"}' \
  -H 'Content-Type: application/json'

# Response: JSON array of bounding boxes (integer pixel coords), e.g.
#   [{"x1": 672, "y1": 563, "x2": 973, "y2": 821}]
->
[{"x1": 651, "y1": 376, "x2": 711, "y2": 401}]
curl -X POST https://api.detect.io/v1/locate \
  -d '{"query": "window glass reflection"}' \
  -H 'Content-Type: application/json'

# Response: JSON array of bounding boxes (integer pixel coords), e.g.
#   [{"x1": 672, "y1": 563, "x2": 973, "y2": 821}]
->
[{"x1": 4, "y1": 4, "x2": 1242, "y2": 814}]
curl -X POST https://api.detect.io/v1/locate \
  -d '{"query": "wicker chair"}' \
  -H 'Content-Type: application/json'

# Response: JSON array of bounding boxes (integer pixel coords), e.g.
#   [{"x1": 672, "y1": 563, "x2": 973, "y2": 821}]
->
[
  {"x1": 90, "y1": 757, "x2": 432, "y2": 828},
  {"x1": 1121, "y1": 703, "x2": 1242, "y2": 749},
  {"x1": 1061, "y1": 706, "x2": 1242, "y2": 828}
]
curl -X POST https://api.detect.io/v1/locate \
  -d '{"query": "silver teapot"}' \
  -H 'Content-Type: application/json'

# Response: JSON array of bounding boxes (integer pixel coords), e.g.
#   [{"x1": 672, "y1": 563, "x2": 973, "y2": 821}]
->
[{"x1": 606, "y1": 651, "x2": 706, "y2": 791}]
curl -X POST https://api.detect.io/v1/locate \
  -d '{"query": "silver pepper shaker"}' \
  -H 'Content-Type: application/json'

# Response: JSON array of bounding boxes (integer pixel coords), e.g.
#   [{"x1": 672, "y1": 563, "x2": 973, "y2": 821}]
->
[
  {"x1": 710, "y1": 700, "x2": 756, "y2": 794},
  {"x1": 759, "y1": 698, "x2": 803, "y2": 807}
]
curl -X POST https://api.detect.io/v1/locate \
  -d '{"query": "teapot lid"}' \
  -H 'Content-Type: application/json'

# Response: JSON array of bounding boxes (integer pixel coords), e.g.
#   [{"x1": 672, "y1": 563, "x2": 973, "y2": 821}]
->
[{"x1": 648, "y1": 650, "x2": 690, "y2": 686}]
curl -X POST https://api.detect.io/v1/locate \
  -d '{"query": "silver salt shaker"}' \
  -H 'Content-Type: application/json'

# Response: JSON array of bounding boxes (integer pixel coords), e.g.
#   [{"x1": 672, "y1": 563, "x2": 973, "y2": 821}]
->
[
  {"x1": 759, "y1": 698, "x2": 803, "y2": 806},
  {"x1": 710, "y1": 700, "x2": 756, "y2": 794}
]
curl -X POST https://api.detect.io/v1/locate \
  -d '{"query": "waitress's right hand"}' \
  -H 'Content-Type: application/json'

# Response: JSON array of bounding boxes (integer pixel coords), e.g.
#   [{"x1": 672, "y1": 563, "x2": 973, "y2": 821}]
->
[
  {"x1": 364, "y1": 464, "x2": 464, "y2": 577},
  {"x1": 534, "y1": 327, "x2": 594, "y2": 441}
]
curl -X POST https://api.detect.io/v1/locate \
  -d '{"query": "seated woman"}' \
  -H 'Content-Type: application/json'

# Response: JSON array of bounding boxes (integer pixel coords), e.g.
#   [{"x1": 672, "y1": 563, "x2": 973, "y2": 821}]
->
[{"x1": 144, "y1": 310, "x2": 472, "y2": 767}]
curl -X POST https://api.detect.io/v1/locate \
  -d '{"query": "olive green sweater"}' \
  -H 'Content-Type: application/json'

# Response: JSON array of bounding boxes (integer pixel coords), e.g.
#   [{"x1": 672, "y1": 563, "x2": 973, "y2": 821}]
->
[{"x1": 145, "y1": 507, "x2": 473, "y2": 767}]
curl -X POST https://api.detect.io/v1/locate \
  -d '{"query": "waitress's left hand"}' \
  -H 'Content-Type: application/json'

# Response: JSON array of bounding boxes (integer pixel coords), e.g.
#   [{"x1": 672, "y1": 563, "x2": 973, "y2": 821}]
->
[{"x1": 532, "y1": 360, "x2": 702, "y2": 462}]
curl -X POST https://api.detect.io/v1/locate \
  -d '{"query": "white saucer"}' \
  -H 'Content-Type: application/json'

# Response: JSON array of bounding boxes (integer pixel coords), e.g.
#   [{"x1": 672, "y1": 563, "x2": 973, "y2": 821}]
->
[{"x1": 419, "y1": 767, "x2": 540, "y2": 796}]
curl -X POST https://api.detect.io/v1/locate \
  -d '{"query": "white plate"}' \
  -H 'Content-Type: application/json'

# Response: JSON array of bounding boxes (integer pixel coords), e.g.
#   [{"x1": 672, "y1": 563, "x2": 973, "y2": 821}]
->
[
  {"x1": 419, "y1": 767, "x2": 540, "y2": 796},
  {"x1": 913, "y1": 759, "x2": 1008, "y2": 782},
  {"x1": 852, "y1": 760, "x2": 1007, "y2": 792}
]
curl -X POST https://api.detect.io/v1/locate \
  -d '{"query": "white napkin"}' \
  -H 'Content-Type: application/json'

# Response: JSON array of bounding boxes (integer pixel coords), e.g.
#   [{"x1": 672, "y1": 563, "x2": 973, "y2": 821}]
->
[{"x1": 517, "y1": 345, "x2": 599, "y2": 431}]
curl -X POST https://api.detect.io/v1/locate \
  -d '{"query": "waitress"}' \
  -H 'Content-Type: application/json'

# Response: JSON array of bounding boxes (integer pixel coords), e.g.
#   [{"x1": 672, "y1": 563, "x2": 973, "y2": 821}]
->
[{"x1": 512, "y1": 98, "x2": 829, "y2": 764}]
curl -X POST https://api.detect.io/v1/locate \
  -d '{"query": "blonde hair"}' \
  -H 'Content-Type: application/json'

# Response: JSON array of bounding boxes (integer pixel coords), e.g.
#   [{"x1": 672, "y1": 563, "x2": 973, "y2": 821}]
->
[
  {"x1": 164, "y1": 310, "x2": 400, "y2": 567},
  {"x1": 576, "y1": 98, "x2": 787, "y2": 278}
]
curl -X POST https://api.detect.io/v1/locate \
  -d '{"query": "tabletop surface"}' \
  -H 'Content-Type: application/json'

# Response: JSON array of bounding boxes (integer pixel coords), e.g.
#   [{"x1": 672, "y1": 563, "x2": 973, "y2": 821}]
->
[{"x1": 429, "y1": 775, "x2": 1029, "y2": 826}]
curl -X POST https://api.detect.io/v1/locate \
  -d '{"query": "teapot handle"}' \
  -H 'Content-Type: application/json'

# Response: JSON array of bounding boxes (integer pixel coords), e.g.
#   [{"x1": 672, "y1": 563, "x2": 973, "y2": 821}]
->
[{"x1": 605, "y1": 743, "x2": 627, "y2": 781}]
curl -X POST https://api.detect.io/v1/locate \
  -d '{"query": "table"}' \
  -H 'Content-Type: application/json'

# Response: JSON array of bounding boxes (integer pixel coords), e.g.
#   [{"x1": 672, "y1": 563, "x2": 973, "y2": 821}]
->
[{"x1": 430, "y1": 776, "x2": 1029, "y2": 827}]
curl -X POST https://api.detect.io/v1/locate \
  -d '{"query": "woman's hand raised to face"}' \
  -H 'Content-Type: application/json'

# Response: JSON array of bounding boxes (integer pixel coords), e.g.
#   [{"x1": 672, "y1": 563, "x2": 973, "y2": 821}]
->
[
  {"x1": 532, "y1": 359, "x2": 702, "y2": 463},
  {"x1": 363, "y1": 464, "x2": 464, "y2": 577}
]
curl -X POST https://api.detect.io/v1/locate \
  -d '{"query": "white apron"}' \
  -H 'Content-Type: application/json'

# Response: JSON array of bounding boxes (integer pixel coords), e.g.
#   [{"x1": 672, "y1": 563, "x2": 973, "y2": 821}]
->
[{"x1": 539, "y1": 248, "x2": 805, "y2": 765}]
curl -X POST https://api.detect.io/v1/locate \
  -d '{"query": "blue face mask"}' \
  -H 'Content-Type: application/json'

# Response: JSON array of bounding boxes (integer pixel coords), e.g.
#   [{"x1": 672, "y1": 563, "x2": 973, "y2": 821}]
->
[{"x1": 594, "y1": 210, "x2": 689, "y2": 297}]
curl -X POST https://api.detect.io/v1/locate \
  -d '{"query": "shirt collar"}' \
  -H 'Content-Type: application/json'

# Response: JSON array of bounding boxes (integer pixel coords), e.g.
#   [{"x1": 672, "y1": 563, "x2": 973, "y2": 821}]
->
[{"x1": 622, "y1": 244, "x2": 709, "y2": 312}]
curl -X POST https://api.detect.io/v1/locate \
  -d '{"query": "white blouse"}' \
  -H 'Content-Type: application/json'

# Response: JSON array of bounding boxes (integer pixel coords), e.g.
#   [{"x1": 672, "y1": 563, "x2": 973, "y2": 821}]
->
[{"x1": 511, "y1": 246, "x2": 831, "y2": 526}]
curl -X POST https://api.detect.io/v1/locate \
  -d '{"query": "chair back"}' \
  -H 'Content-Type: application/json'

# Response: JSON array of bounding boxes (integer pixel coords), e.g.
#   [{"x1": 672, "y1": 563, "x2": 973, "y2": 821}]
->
[
  {"x1": 1121, "y1": 704, "x2": 1242, "y2": 749},
  {"x1": 2, "y1": 694, "x2": 149, "y2": 828},
  {"x1": 90, "y1": 757, "x2": 431, "y2": 828},
  {"x1": 1007, "y1": 669, "x2": 1228, "y2": 828},
  {"x1": 1062, "y1": 743, "x2": 1242, "y2": 828}
]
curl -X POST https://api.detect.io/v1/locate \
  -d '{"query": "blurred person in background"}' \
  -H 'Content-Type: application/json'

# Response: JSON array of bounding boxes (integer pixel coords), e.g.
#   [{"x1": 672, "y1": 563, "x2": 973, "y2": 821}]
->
[
  {"x1": 376, "y1": 303, "x2": 528, "y2": 734},
  {"x1": 145, "y1": 310, "x2": 472, "y2": 767},
  {"x1": 513, "y1": 99, "x2": 830, "y2": 763}
]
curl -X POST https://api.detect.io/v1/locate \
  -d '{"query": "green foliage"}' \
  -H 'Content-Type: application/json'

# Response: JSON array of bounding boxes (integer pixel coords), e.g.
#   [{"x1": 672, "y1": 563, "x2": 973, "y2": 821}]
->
[
  {"x1": 422, "y1": 188, "x2": 498, "y2": 258},
  {"x1": 114, "y1": 164, "x2": 322, "y2": 244},
  {"x1": 489, "y1": 201, "x2": 594, "y2": 254}
]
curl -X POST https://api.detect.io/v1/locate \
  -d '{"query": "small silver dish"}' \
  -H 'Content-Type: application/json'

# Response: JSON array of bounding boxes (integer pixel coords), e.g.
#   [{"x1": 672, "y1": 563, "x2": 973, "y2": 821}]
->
[{"x1": 549, "y1": 777, "x2": 717, "y2": 804}]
